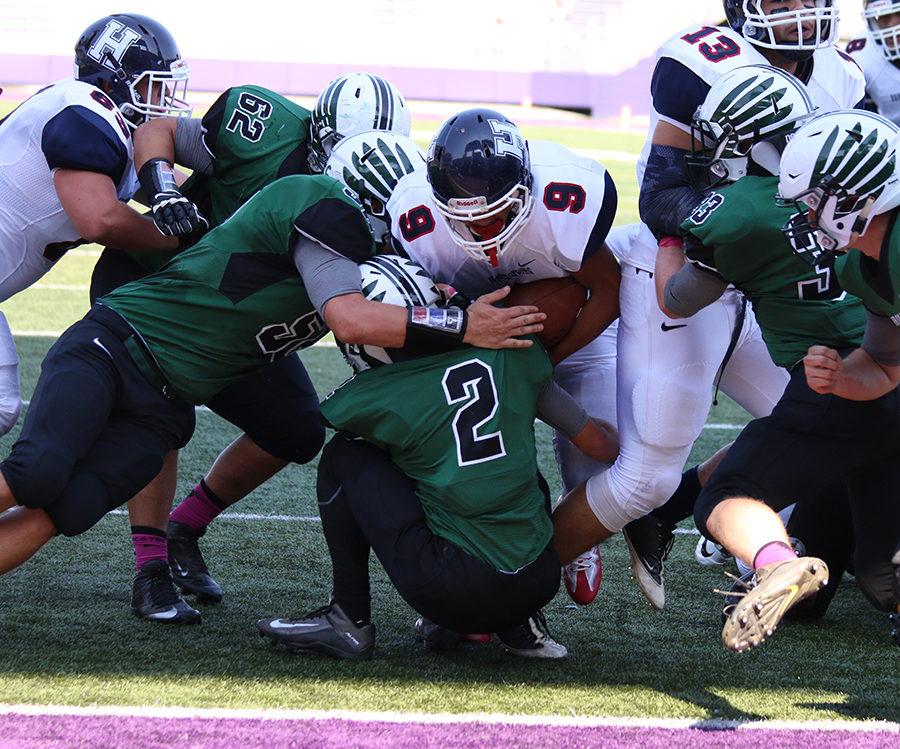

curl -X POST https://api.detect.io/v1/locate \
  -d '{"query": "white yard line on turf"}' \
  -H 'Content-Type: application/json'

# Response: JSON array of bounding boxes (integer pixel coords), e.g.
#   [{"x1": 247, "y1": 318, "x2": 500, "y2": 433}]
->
[
  {"x1": 104, "y1": 508, "x2": 702, "y2": 533},
  {"x1": 0, "y1": 704, "x2": 895, "y2": 733}
]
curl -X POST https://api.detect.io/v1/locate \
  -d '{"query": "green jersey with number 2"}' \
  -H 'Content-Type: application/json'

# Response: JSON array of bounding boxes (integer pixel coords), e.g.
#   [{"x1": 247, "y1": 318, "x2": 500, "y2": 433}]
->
[{"x1": 321, "y1": 344, "x2": 553, "y2": 573}]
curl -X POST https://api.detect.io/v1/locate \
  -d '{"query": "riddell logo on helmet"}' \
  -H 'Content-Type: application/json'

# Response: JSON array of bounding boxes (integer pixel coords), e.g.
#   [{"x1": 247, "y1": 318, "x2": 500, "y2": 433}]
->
[{"x1": 449, "y1": 197, "x2": 484, "y2": 209}]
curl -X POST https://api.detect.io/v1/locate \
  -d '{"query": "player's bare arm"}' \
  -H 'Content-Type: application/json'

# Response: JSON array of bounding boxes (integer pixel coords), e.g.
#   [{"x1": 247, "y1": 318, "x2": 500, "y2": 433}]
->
[
  {"x1": 548, "y1": 245, "x2": 620, "y2": 365},
  {"x1": 53, "y1": 169, "x2": 178, "y2": 251},
  {"x1": 654, "y1": 236, "x2": 686, "y2": 317},
  {"x1": 804, "y1": 345, "x2": 900, "y2": 400},
  {"x1": 322, "y1": 287, "x2": 545, "y2": 350}
]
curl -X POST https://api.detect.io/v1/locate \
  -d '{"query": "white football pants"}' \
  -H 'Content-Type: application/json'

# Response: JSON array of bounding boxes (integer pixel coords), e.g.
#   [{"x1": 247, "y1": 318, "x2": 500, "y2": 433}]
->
[
  {"x1": 586, "y1": 254, "x2": 789, "y2": 532},
  {"x1": 0, "y1": 311, "x2": 21, "y2": 436}
]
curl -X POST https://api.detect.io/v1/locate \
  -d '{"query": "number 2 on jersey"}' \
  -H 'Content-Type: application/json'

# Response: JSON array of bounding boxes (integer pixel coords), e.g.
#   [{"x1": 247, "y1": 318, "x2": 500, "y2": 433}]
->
[
  {"x1": 442, "y1": 360, "x2": 507, "y2": 467},
  {"x1": 681, "y1": 26, "x2": 740, "y2": 63}
]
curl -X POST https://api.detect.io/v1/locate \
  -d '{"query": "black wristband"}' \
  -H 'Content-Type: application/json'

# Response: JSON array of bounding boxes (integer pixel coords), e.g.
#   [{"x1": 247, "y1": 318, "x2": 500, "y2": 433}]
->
[
  {"x1": 404, "y1": 306, "x2": 468, "y2": 354},
  {"x1": 138, "y1": 157, "x2": 179, "y2": 199}
]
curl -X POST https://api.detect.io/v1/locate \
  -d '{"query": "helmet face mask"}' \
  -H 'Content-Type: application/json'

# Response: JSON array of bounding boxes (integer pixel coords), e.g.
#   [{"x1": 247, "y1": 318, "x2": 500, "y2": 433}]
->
[
  {"x1": 324, "y1": 131, "x2": 425, "y2": 249},
  {"x1": 427, "y1": 108, "x2": 535, "y2": 267},
  {"x1": 309, "y1": 73, "x2": 411, "y2": 174},
  {"x1": 123, "y1": 61, "x2": 190, "y2": 124},
  {"x1": 74, "y1": 14, "x2": 191, "y2": 128},
  {"x1": 863, "y1": 0, "x2": 900, "y2": 62},
  {"x1": 686, "y1": 65, "x2": 817, "y2": 191},
  {"x1": 724, "y1": 0, "x2": 839, "y2": 60}
]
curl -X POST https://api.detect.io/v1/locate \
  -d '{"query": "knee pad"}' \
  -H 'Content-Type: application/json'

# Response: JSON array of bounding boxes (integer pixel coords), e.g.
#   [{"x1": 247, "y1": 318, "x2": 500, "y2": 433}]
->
[
  {"x1": 4, "y1": 448, "x2": 74, "y2": 510},
  {"x1": 0, "y1": 393, "x2": 21, "y2": 437},
  {"x1": 631, "y1": 365, "x2": 711, "y2": 450},
  {"x1": 0, "y1": 361, "x2": 21, "y2": 437},
  {"x1": 248, "y1": 413, "x2": 325, "y2": 465},
  {"x1": 586, "y1": 464, "x2": 683, "y2": 533},
  {"x1": 44, "y1": 473, "x2": 113, "y2": 537}
]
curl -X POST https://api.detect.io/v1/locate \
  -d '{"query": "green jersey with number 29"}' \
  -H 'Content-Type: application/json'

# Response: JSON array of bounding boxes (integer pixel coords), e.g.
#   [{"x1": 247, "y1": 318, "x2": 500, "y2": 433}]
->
[
  {"x1": 320, "y1": 344, "x2": 553, "y2": 574},
  {"x1": 103, "y1": 175, "x2": 374, "y2": 404},
  {"x1": 682, "y1": 176, "x2": 866, "y2": 367}
]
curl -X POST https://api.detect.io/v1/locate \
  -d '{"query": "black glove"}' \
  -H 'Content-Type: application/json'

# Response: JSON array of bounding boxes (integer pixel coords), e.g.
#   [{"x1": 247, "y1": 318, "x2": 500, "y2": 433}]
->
[{"x1": 138, "y1": 158, "x2": 209, "y2": 237}]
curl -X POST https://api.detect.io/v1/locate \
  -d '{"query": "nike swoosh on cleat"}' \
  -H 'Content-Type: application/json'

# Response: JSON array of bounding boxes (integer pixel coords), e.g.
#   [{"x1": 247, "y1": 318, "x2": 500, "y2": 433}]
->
[
  {"x1": 146, "y1": 608, "x2": 179, "y2": 620},
  {"x1": 267, "y1": 620, "x2": 321, "y2": 630}
]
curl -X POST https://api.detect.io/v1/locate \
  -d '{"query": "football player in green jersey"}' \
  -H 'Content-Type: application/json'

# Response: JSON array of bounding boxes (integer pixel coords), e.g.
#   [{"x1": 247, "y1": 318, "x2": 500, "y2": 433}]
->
[
  {"x1": 658, "y1": 91, "x2": 900, "y2": 650},
  {"x1": 0, "y1": 171, "x2": 547, "y2": 609},
  {"x1": 779, "y1": 109, "x2": 900, "y2": 645},
  {"x1": 89, "y1": 77, "x2": 413, "y2": 622},
  {"x1": 257, "y1": 255, "x2": 618, "y2": 660}
]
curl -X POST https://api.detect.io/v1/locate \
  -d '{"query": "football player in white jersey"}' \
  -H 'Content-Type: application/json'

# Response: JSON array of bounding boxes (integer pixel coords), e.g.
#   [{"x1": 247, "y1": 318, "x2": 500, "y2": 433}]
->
[
  {"x1": 847, "y1": 1, "x2": 900, "y2": 123},
  {"x1": 592, "y1": 0, "x2": 866, "y2": 611},
  {"x1": 386, "y1": 108, "x2": 621, "y2": 606},
  {"x1": 0, "y1": 13, "x2": 192, "y2": 436}
]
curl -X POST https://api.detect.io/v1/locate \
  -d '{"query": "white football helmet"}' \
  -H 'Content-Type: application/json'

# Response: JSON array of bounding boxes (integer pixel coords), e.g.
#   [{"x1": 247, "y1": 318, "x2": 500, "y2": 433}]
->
[
  {"x1": 338, "y1": 256, "x2": 441, "y2": 373},
  {"x1": 324, "y1": 131, "x2": 425, "y2": 247},
  {"x1": 863, "y1": 0, "x2": 900, "y2": 61},
  {"x1": 778, "y1": 110, "x2": 900, "y2": 260},
  {"x1": 724, "y1": 1, "x2": 839, "y2": 60},
  {"x1": 308, "y1": 73, "x2": 411, "y2": 173},
  {"x1": 687, "y1": 64, "x2": 816, "y2": 190}
]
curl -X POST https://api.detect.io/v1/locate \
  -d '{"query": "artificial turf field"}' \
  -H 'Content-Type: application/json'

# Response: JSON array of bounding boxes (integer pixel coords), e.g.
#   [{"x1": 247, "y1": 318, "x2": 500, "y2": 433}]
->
[{"x1": 0, "y1": 98, "x2": 897, "y2": 744}]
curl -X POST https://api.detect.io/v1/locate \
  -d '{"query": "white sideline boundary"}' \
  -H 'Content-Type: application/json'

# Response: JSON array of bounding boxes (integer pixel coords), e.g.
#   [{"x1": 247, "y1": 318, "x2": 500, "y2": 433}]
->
[{"x1": 0, "y1": 704, "x2": 895, "y2": 733}]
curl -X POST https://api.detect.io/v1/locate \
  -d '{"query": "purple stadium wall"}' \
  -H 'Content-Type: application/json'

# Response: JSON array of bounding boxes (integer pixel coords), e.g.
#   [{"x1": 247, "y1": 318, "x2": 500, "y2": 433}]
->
[{"x1": 0, "y1": 54, "x2": 654, "y2": 117}]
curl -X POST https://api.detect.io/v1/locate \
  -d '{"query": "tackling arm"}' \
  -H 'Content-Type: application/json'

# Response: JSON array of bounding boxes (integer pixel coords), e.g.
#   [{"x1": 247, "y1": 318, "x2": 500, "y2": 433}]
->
[{"x1": 53, "y1": 169, "x2": 178, "y2": 251}]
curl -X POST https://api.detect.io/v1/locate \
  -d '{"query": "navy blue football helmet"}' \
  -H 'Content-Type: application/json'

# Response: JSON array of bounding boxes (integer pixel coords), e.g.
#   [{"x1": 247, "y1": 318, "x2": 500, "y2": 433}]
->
[
  {"x1": 723, "y1": 0, "x2": 838, "y2": 61},
  {"x1": 74, "y1": 14, "x2": 190, "y2": 128},
  {"x1": 426, "y1": 108, "x2": 534, "y2": 266}
]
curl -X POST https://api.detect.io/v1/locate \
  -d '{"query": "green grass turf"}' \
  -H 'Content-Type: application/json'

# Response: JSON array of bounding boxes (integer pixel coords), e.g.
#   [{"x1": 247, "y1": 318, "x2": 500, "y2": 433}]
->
[
  {"x1": 0, "y1": 100, "x2": 896, "y2": 723},
  {"x1": 0, "y1": 337, "x2": 896, "y2": 723}
]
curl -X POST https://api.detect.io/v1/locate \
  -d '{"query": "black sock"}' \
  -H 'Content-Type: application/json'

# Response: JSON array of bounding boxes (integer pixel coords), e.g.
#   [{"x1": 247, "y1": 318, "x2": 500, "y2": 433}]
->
[
  {"x1": 198, "y1": 478, "x2": 228, "y2": 510},
  {"x1": 318, "y1": 483, "x2": 372, "y2": 625},
  {"x1": 651, "y1": 466, "x2": 701, "y2": 526}
]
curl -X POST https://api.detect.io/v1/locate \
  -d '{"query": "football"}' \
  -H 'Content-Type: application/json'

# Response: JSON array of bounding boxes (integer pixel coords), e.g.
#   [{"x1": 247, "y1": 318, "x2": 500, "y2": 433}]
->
[{"x1": 506, "y1": 277, "x2": 587, "y2": 348}]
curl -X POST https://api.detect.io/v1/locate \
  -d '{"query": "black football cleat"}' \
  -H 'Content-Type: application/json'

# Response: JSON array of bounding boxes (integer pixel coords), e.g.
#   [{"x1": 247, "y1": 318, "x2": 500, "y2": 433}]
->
[
  {"x1": 622, "y1": 514, "x2": 675, "y2": 610},
  {"x1": 497, "y1": 610, "x2": 567, "y2": 659},
  {"x1": 414, "y1": 617, "x2": 461, "y2": 651},
  {"x1": 257, "y1": 602, "x2": 375, "y2": 660},
  {"x1": 132, "y1": 559, "x2": 202, "y2": 625},
  {"x1": 167, "y1": 521, "x2": 223, "y2": 603}
]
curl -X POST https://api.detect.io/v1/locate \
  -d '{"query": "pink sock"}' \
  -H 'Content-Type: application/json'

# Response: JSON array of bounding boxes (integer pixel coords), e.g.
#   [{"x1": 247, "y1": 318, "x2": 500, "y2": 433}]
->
[
  {"x1": 132, "y1": 527, "x2": 168, "y2": 572},
  {"x1": 169, "y1": 480, "x2": 224, "y2": 532},
  {"x1": 753, "y1": 540, "x2": 797, "y2": 571}
]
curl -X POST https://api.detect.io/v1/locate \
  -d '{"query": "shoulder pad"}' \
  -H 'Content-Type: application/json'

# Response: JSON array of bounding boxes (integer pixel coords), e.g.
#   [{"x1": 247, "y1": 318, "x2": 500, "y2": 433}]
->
[
  {"x1": 657, "y1": 25, "x2": 762, "y2": 87},
  {"x1": 810, "y1": 46, "x2": 867, "y2": 109}
]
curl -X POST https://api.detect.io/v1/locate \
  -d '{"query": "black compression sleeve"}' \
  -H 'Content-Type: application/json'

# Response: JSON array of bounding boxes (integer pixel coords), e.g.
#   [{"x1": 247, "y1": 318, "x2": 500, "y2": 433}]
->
[{"x1": 639, "y1": 144, "x2": 706, "y2": 238}]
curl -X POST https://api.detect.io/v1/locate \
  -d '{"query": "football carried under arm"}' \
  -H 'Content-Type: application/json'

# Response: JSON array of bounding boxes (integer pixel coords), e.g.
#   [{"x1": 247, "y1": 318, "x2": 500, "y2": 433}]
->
[
  {"x1": 53, "y1": 169, "x2": 179, "y2": 252},
  {"x1": 548, "y1": 245, "x2": 621, "y2": 366}
]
